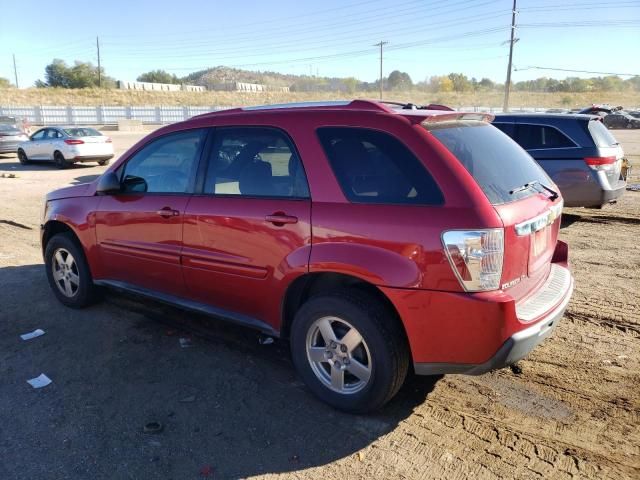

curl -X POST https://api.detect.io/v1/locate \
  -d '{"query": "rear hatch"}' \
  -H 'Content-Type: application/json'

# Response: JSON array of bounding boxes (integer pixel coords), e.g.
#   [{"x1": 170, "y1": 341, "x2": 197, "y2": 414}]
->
[
  {"x1": 586, "y1": 118, "x2": 625, "y2": 186},
  {"x1": 63, "y1": 127, "x2": 112, "y2": 155},
  {"x1": 426, "y1": 120, "x2": 562, "y2": 302}
]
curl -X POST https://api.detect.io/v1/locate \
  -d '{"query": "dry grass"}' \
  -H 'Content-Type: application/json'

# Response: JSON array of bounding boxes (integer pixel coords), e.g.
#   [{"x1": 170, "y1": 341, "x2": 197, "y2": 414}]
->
[{"x1": 0, "y1": 87, "x2": 638, "y2": 109}]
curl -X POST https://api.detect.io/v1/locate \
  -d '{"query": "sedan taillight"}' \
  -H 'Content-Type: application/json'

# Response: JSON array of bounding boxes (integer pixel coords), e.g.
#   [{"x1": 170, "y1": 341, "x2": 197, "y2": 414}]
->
[
  {"x1": 442, "y1": 229, "x2": 504, "y2": 292},
  {"x1": 105, "y1": 137, "x2": 112, "y2": 143},
  {"x1": 64, "y1": 139, "x2": 84, "y2": 145}
]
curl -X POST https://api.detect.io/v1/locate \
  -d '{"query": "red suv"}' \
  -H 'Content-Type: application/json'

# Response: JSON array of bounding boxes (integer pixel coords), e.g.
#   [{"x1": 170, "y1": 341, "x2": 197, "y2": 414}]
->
[{"x1": 42, "y1": 100, "x2": 574, "y2": 412}]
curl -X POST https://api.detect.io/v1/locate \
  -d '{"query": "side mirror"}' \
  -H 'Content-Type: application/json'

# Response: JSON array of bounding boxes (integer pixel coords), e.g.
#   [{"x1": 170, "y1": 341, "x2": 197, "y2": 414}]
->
[{"x1": 96, "y1": 171, "x2": 121, "y2": 195}]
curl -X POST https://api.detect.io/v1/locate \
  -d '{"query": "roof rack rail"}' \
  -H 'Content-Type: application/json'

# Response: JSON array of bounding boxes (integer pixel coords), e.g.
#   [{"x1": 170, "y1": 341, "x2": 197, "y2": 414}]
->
[{"x1": 241, "y1": 100, "x2": 391, "y2": 112}]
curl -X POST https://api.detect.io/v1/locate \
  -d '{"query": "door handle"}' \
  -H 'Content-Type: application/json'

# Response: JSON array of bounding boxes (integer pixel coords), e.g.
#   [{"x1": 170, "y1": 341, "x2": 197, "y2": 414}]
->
[
  {"x1": 265, "y1": 212, "x2": 298, "y2": 226},
  {"x1": 156, "y1": 207, "x2": 180, "y2": 218}
]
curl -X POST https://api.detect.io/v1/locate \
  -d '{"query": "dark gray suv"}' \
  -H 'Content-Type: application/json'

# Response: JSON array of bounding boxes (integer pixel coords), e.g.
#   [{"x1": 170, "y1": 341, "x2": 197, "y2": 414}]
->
[{"x1": 493, "y1": 113, "x2": 626, "y2": 208}]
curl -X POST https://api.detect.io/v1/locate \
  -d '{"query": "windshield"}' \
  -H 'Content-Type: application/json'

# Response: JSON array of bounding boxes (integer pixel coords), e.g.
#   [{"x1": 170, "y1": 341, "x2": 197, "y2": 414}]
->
[
  {"x1": 63, "y1": 127, "x2": 102, "y2": 137},
  {"x1": 425, "y1": 121, "x2": 553, "y2": 205},
  {"x1": 588, "y1": 119, "x2": 618, "y2": 147}
]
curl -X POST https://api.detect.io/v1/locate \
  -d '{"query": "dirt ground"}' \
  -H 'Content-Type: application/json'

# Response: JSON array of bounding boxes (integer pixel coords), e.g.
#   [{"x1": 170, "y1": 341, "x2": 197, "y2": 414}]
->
[{"x1": 0, "y1": 129, "x2": 638, "y2": 480}]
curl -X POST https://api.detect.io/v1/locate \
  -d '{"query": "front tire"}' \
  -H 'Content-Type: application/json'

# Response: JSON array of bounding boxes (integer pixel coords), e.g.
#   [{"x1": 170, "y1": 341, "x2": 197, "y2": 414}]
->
[
  {"x1": 290, "y1": 290, "x2": 410, "y2": 413},
  {"x1": 17, "y1": 149, "x2": 29, "y2": 164},
  {"x1": 97, "y1": 159, "x2": 110, "y2": 166},
  {"x1": 44, "y1": 232, "x2": 98, "y2": 308},
  {"x1": 54, "y1": 151, "x2": 69, "y2": 169}
]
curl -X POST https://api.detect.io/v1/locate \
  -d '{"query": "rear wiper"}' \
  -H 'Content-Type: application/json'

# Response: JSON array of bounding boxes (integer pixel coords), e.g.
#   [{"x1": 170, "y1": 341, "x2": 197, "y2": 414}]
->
[{"x1": 509, "y1": 180, "x2": 559, "y2": 200}]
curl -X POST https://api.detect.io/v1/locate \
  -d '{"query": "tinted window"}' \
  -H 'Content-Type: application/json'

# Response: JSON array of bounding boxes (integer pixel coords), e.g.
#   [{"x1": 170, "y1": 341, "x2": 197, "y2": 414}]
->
[
  {"x1": 63, "y1": 127, "x2": 101, "y2": 137},
  {"x1": 121, "y1": 129, "x2": 206, "y2": 193},
  {"x1": 515, "y1": 124, "x2": 575, "y2": 149},
  {"x1": 317, "y1": 127, "x2": 443, "y2": 205},
  {"x1": 205, "y1": 127, "x2": 309, "y2": 198},
  {"x1": 44, "y1": 129, "x2": 61, "y2": 139},
  {"x1": 588, "y1": 119, "x2": 618, "y2": 147},
  {"x1": 427, "y1": 121, "x2": 552, "y2": 205},
  {"x1": 492, "y1": 122, "x2": 515, "y2": 137}
]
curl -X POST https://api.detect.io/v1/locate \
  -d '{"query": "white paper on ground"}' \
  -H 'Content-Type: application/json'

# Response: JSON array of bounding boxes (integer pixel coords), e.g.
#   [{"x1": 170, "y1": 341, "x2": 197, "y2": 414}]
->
[
  {"x1": 20, "y1": 329, "x2": 46, "y2": 341},
  {"x1": 27, "y1": 374, "x2": 52, "y2": 389}
]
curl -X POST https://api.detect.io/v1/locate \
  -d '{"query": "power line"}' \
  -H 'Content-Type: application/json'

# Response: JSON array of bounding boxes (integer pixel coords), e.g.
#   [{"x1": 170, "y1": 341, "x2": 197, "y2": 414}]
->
[{"x1": 515, "y1": 66, "x2": 640, "y2": 77}]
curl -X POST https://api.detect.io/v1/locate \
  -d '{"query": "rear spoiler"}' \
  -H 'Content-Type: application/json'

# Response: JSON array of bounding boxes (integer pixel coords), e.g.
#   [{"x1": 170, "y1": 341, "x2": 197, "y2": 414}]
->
[{"x1": 421, "y1": 112, "x2": 495, "y2": 124}]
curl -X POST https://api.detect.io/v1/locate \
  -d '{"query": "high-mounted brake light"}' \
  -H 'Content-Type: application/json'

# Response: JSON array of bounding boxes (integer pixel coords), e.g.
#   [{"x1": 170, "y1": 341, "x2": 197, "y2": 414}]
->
[
  {"x1": 64, "y1": 139, "x2": 84, "y2": 145},
  {"x1": 442, "y1": 229, "x2": 504, "y2": 291}
]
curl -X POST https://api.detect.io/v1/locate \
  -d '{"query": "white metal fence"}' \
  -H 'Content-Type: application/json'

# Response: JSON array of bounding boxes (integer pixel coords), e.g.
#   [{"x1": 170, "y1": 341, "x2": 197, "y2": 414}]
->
[{"x1": 0, "y1": 104, "x2": 554, "y2": 125}]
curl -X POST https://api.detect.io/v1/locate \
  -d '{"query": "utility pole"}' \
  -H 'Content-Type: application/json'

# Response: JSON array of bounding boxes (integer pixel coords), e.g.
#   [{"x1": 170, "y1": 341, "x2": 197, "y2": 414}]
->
[
  {"x1": 373, "y1": 41, "x2": 388, "y2": 100},
  {"x1": 96, "y1": 36, "x2": 102, "y2": 88},
  {"x1": 12, "y1": 54, "x2": 19, "y2": 88},
  {"x1": 503, "y1": 0, "x2": 517, "y2": 112}
]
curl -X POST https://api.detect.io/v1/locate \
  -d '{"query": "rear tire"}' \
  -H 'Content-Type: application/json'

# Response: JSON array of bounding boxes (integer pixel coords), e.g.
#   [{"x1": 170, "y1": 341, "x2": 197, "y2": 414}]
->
[
  {"x1": 54, "y1": 151, "x2": 69, "y2": 169},
  {"x1": 290, "y1": 290, "x2": 410, "y2": 413},
  {"x1": 44, "y1": 232, "x2": 98, "y2": 308},
  {"x1": 17, "y1": 149, "x2": 29, "y2": 164},
  {"x1": 98, "y1": 159, "x2": 110, "y2": 166}
]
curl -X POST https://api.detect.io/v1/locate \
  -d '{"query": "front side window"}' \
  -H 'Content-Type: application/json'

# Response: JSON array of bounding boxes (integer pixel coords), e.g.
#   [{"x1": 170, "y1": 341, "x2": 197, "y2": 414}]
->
[
  {"x1": 204, "y1": 127, "x2": 309, "y2": 198},
  {"x1": 515, "y1": 124, "x2": 575, "y2": 149},
  {"x1": 31, "y1": 129, "x2": 46, "y2": 140},
  {"x1": 121, "y1": 129, "x2": 206, "y2": 194},
  {"x1": 317, "y1": 127, "x2": 443, "y2": 205}
]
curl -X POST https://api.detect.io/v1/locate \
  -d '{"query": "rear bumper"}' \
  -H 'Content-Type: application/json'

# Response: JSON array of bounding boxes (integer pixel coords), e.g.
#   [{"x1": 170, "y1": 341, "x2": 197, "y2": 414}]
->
[
  {"x1": 413, "y1": 276, "x2": 573, "y2": 375},
  {"x1": 380, "y1": 252, "x2": 574, "y2": 375},
  {"x1": 71, "y1": 154, "x2": 114, "y2": 163}
]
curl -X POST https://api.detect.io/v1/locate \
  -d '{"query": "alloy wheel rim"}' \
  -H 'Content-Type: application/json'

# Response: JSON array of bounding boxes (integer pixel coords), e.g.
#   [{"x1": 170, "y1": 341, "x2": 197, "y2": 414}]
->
[
  {"x1": 306, "y1": 316, "x2": 372, "y2": 394},
  {"x1": 52, "y1": 248, "x2": 80, "y2": 298}
]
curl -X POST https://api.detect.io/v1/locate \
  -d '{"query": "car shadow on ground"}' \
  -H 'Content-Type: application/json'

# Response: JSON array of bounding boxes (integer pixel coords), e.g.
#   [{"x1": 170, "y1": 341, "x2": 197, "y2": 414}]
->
[
  {"x1": 71, "y1": 174, "x2": 101, "y2": 184},
  {"x1": 0, "y1": 154, "x2": 96, "y2": 172},
  {"x1": 0, "y1": 263, "x2": 440, "y2": 479}
]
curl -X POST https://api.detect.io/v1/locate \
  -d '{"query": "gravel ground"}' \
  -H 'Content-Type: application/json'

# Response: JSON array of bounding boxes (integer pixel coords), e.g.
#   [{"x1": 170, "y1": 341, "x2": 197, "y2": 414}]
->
[{"x1": 0, "y1": 129, "x2": 638, "y2": 480}]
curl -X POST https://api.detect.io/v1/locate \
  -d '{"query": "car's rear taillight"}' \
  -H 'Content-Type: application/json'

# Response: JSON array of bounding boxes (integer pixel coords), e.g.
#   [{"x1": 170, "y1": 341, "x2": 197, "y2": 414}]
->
[
  {"x1": 584, "y1": 156, "x2": 617, "y2": 171},
  {"x1": 442, "y1": 229, "x2": 504, "y2": 292},
  {"x1": 105, "y1": 137, "x2": 112, "y2": 143},
  {"x1": 64, "y1": 139, "x2": 84, "y2": 145}
]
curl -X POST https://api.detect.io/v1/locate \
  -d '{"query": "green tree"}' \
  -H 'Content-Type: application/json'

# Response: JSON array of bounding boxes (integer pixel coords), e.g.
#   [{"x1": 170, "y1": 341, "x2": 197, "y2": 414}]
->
[
  {"x1": 478, "y1": 77, "x2": 495, "y2": 90},
  {"x1": 447, "y1": 73, "x2": 471, "y2": 92},
  {"x1": 137, "y1": 69, "x2": 181, "y2": 84},
  {"x1": 0, "y1": 77, "x2": 12, "y2": 88},
  {"x1": 387, "y1": 70, "x2": 413, "y2": 90},
  {"x1": 40, "y1": 59, "x2": 114, "y2": 88}
]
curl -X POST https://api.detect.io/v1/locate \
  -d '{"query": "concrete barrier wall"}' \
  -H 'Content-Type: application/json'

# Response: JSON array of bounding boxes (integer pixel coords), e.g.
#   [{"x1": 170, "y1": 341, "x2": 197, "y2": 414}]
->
[
  {"x1": 0, "y1": 105, "x2": 581, "y2": 126},
  {"x1": 0, "y1": 105, "x2": 232, "y2": 125}
]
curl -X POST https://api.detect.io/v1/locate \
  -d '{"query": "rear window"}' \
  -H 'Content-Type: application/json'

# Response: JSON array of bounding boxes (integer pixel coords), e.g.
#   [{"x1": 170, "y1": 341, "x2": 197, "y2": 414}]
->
[
  {"x1": 63, "y1": 128, "x2": 102, "y2": 137},
  {"x1": 588, "y1": 119, "x2": 618, "y2": 147},
  {"x1": 426, "y1": 121, "x2": 552, "y2": 205},
  {"x1": 317, "y1": 127, "x2": 443, "y2": 205}
]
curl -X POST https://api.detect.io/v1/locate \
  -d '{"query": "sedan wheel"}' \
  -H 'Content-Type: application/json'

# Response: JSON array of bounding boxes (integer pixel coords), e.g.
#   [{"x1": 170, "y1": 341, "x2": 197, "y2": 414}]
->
[
  {"x1": 54, "y1": 151, "x2": 68, "y2": 169},
  {"x1": 306, "y1": 316, "x2": 372, "y2": 394},
  {"x1": 18, "y1": 149, "x2": 29, "y2": 164}
]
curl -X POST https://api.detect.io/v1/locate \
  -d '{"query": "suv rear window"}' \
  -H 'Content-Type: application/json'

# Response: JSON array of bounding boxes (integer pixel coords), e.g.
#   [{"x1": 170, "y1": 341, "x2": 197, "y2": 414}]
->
[
  {"x1": 426, "y1": 121, "x2": 552, "y2": 205},
  {"x1": 588, "y1": 119, "x2": 618, "y2": 147},
  {"x1": 317, "y1": 127, "x2": 443, "y2": 205}
]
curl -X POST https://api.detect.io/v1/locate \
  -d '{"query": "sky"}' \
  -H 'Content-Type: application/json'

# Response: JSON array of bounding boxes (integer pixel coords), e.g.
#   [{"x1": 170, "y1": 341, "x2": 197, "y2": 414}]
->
[{"x1": 0, "y1": 0, "x2": 639, "y2": 88}]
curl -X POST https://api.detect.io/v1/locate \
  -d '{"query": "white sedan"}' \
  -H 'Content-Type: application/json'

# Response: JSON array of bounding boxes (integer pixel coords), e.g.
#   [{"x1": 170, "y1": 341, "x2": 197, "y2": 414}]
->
[{"x1": 17, "y1": 126, "x2": 114, "y2": 168}]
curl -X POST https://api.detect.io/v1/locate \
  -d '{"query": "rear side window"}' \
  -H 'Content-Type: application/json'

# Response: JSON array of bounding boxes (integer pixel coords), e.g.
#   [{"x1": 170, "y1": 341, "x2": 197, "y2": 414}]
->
[
  {"x1": 588, "y1": 119, "x2": 618, "y2": 147},
  {"x1": 515, "y1": 124, "x2": 575, "y2": 149},
  {"x1": 427, "y1": 121, "x2": 552, "y2": 205},
  {"x1": 317, "y1": 127, "x2": 443, "y2": 205}
]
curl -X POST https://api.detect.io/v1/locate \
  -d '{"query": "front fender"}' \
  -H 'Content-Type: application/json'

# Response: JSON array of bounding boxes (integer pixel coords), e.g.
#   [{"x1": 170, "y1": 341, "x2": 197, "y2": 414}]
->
[{"x1": 308, "y1": 242, "x2": 421, "y2": 288}]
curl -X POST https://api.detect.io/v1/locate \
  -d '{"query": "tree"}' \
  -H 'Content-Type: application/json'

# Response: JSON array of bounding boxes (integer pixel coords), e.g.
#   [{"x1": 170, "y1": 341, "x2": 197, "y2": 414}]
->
[
  {"x1": 478, "y1": 77, "x2": 495, "y2": 90},
  {"x1": 39, "y1": 59, "x2": 114, "y2": 88},
  {"x1": 0, "y1": 77, "x2": 12, "y2": 88},
  {"x1": 386, "y1": 70, "x2": 413, "y2": 90},
  {"x1": 447, "y1": 73, "x2": 472, "y2": 92},
  {"x1": 137, "y1": 69, "x2": 181, "y2": 84}
]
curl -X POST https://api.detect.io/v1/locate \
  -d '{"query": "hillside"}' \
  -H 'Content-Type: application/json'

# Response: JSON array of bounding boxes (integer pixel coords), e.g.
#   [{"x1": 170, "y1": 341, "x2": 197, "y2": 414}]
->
[{"x1": 0, "y1": 87, "x2": 639, "y2": 109}]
